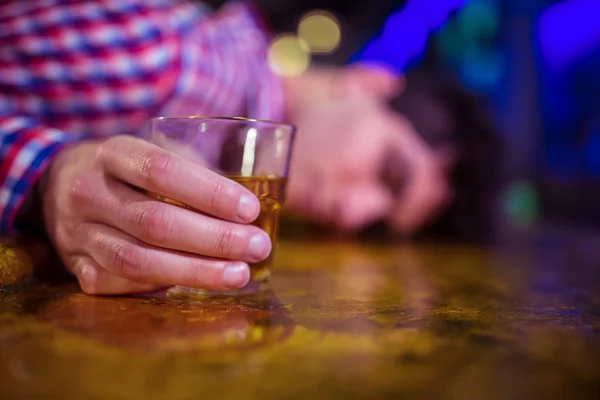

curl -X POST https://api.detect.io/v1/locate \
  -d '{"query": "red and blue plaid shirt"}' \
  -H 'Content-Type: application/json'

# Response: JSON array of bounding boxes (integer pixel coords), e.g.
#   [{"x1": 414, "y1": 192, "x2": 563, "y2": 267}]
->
[{"x1": 0, "y1": 0, "x2": 285, "y2": 233}]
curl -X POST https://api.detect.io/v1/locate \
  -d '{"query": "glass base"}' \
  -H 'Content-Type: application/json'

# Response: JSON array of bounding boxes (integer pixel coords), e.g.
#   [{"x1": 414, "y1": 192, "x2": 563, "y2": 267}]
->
[{"x1": 167, "y1": 280, "x2": 271, "y2": 299}]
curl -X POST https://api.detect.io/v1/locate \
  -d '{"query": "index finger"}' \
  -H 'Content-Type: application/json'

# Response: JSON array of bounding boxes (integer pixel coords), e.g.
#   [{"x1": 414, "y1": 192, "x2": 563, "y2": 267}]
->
[{"x1": 98, "y1": 136, "x2": 260, "y2": 224}]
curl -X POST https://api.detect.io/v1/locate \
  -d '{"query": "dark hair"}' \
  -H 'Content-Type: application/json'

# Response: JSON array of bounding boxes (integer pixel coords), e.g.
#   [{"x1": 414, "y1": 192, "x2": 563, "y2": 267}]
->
[{"x1": 387, "y1": 69, "x2": 504, "y2": 243}]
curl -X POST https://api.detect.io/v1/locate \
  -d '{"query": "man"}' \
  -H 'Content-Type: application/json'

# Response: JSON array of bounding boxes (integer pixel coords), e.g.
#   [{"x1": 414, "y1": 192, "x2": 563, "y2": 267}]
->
[{"x1": 0, "y1": 0, "x2": 453, "y2": 294}]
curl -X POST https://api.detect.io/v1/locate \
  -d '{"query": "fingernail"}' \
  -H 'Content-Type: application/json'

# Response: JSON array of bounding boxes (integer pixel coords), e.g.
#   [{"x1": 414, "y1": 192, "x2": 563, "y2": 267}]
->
[
  {"x1": 237, "y1": 195, "x2": 258, "y2": 222},
  {"x1": 248, "y1": 231, "x2": 272, "y2": 261},
  {"x1": 222, "y1": 262, "x2": 250, "y2": 289}
]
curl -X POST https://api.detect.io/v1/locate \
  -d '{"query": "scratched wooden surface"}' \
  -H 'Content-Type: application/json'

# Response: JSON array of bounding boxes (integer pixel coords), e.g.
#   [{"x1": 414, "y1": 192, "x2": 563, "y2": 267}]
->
[{"x1": 1, "y1": 234, "x2": 600, "y2": 400}]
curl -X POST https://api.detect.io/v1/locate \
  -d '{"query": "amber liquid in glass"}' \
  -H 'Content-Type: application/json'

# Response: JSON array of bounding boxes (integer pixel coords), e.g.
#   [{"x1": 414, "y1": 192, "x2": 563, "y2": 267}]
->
[{"x1": 147, "y1": 176, "x2": 286, "y2": 284}]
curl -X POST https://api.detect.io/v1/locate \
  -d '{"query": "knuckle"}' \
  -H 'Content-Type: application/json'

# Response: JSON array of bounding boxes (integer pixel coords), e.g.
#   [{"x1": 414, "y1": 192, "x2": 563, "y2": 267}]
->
[
  {"x1": 214, "y1": 226, "x2": 240, "y2": 257},
  {"x1": 69, "y1": 175, "x2": 96, "y2": 205},
  {"x1": 188, "y1": 258, "x2": 224, "y2": 289},
  {"x1": 130, "y1": 204, "x2": 172, "y2": 243},
  {"x1": 97, "y1": 136, "x2": 122, "y2": 161},
  {"x1": 141, "y1": 151, "x2": 172, "y2": 186},
  {"x1": 61, "y1": 221, "x2": 83, "y2": 241},
  {"x1": 96, "y1": 139, "x2": 112, "y2": 160},
  {"x1": 188, "y1": 260, "x2": 212, "y2": 288},
  {"x1": 111, "y1": 242, "x2": 146, "y2": 280},
  {"x1": 209, "y1": 180, "x2": 230, "y2": 211}
]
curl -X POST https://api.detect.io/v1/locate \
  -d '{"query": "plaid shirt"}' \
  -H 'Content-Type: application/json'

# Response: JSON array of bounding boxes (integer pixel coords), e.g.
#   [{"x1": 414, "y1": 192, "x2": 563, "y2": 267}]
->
[{"x1": 0, "y1": 0, "x2": 285, "y2": 233}]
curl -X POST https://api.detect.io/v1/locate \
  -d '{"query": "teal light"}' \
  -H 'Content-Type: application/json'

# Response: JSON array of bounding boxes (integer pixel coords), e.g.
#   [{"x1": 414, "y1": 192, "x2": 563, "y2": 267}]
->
[{"x1": 504, "y1": 180, "x2": 539, "y2": 228}]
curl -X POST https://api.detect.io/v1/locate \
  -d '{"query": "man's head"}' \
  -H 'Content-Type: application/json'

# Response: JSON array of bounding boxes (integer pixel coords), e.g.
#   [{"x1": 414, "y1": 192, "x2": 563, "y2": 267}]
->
[
  {"x1": 328, "y1": 64, "x2": 501, "y2": 242},
  {"x1": 387, "y1": 70, "x2": 504, "y2": 243}
]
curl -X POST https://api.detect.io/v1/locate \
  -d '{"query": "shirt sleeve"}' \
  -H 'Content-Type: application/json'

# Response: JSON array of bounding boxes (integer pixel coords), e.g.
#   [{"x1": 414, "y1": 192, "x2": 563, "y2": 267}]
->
[
  {"x1": 233, "y1": 1, "x2": 286, "y2": 122},
  {"x1": 0, "y1": 0, "x2": 190, "y2": 234},
  {"x1": 157, "y1": 1, "x2": 286, "y2": 122},
  {"x1": 0, "y1": 115, "x2": 76, "y2": 234},
  {"x1": 0, "y1": 0, "x2": 286, "y2": 235}
]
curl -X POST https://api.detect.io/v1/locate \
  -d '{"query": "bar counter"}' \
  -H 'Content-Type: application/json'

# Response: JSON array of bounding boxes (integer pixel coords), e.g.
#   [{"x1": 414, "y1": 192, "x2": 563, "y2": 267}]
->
[{"x1": 1, "y1": 233, "x2": 600, "y2": 399}]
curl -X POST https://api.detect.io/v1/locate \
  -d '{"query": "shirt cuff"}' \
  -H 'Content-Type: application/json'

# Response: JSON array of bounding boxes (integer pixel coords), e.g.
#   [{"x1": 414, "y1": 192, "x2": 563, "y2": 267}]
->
[{"x1": 0, "y1": 116, "x2": 74, "y2": 234}]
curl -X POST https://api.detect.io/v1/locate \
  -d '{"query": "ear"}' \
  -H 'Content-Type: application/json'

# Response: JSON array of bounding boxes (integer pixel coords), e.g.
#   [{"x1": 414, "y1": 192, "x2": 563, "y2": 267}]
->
[{"x1": 341, "y1": 63, "x2": 405, "y2": 99}]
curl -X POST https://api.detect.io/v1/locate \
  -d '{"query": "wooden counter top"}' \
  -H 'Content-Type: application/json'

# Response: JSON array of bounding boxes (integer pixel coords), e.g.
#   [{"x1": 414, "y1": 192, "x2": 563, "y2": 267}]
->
[{"x1": 1, "y1": 235, "x2": 600, "y2": 399}]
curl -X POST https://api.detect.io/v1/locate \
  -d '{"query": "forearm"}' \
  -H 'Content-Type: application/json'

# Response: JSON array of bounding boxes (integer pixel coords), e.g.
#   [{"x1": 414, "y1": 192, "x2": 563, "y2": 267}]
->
[
  {"x1": 283, "y1": 65, "x2": 402, "y2": 122},
  {"x1": 283, "y1": 67, "x2": 347, "y2": 121}
]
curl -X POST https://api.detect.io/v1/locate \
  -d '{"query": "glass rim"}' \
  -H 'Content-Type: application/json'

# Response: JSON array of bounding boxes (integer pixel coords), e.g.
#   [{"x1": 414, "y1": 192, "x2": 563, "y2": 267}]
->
[{"x1": 152, "y1": 116, "x2": 295, "y2": 132}]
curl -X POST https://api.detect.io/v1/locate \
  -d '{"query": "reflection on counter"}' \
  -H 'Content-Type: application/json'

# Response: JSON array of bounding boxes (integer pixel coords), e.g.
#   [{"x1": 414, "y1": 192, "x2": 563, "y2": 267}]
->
[
  {"x1": 3, "y1": 287, "x2": 294, "y2": 353},
  {"x1": 1, "y1": 239, "x2": 600, "y2": 399}
]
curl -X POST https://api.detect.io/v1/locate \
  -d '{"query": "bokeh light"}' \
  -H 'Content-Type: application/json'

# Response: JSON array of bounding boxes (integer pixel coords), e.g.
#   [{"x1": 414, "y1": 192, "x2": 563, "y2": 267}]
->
[
  {"x1": 351, "y1": 0, "x2": 466, "y2": 73},
  {"x1": 298, "y1": 11, "x2": 341, "y2": 54},
  {"x1": 267, "y1": 34, "x2": 310, "y2": 77}
]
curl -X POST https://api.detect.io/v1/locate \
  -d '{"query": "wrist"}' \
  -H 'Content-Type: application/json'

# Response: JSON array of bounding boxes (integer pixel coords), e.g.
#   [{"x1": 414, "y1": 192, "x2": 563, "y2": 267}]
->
[
  {"x1": 14, "y1": 170, "x2": 49, "y2": 238},
  {"x1": 283, "y1": 67, "x2": 339, "y2": 120},
  {"x1": 14, "y1": 142, "x2": 72, "y2": 239},
  {"x1": 283, "y1": 65, "x2": 402, "y2": 121}
]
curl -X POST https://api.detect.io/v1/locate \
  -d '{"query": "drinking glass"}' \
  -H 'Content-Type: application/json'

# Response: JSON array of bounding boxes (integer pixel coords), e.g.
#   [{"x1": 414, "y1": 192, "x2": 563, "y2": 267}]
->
[{"x1": 147, "y1": 116, "x2": 295, "y2": 296}]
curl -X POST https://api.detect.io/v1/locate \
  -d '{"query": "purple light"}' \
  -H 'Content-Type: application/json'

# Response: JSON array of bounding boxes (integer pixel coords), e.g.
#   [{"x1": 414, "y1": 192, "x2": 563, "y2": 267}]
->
[
  {"x1": 381, "y1": 11, "x2": 429, "y2": 64},
  {"x1": 405, "y1": 0, "x2": 466, "y2": 31},
  {"x1": 537, "y1": 0, "x2": 600, "y2": 71},
  {"x1": 351, "y1": 0, "x2": 467, "y2": 72}
]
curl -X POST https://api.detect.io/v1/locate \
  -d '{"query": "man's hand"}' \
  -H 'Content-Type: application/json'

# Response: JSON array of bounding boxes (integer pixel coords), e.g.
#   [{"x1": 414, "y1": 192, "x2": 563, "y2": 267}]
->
[
  {"x1": 285, "y1": 67, "x2": 451, "y2": 234},
  {"x1": 41, "y1": 136, "x2": 272, "y2": 295}
]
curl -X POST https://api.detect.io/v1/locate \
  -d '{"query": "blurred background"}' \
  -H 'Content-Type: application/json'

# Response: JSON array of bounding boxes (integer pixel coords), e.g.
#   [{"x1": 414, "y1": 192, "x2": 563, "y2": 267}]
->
[{"x1": 259, "y1": 0, "x2": 600, "y2": 239}]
